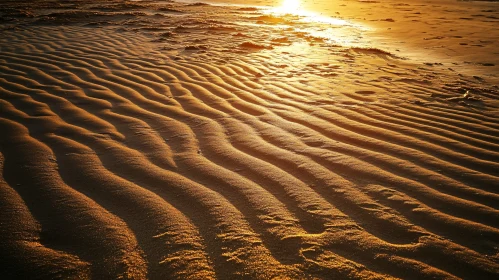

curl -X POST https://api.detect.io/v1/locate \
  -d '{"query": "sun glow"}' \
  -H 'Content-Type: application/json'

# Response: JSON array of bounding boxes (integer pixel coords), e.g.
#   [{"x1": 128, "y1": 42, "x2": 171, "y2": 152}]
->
[
  {"x1": 263, "y1": 0, "x2": 368, "y2": 49},
  {"x1": 279, "y1": 0, "x2": 301, "y2": 13}
]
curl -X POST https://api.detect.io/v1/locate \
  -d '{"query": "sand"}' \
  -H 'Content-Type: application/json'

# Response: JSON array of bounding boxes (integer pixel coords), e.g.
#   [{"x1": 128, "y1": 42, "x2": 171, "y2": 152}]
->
[{"x1": 0, "y1": 0, "x2": 498, "y2": 279}]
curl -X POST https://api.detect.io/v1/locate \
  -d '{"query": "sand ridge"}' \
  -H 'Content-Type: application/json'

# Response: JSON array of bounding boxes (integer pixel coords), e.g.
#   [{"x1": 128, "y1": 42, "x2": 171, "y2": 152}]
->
[{"x1": 0, "y1": 0, "x2": 498, "y2": 279}]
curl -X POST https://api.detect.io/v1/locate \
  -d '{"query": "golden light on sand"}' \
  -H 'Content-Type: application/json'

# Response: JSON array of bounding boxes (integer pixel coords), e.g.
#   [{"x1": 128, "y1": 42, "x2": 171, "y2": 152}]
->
[
  {"x1": 279, "y1": 0, "x2": 301, "y2": 13},
  {"x1": 3, "y1": 0, "x2": 499, "y2": 279}
]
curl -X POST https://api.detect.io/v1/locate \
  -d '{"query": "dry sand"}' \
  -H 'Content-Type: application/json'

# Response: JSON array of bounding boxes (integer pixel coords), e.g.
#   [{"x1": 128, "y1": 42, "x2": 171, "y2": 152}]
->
[{"x1": 0, "y1": 0, "x2": 498, "y2": 279}]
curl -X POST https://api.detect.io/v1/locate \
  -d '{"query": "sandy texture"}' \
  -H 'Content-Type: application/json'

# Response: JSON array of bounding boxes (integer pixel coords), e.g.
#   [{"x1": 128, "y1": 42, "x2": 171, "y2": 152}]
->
[{"x1": 0, "y1": 0, "x2": 498, "y2": 279}]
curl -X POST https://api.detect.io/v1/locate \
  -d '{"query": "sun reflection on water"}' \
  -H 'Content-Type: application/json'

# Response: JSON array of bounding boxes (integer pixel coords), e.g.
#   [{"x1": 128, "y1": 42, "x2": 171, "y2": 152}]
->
[
  {"x1": 264, "y1": 0, "x2": 369, "y2": 48},
  {"x1": 277, "y1": 0, "x2": 301, "y2": 13},
  {"x1": 271, "y1": 0, "x2": 352, "y2": 27}
]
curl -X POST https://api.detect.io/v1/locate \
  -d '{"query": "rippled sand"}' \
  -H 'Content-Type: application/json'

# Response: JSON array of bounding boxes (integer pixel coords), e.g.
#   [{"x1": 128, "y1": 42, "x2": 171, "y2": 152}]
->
[{"x1": 0, "y1": 0, "x2": 498, "y2": 279}]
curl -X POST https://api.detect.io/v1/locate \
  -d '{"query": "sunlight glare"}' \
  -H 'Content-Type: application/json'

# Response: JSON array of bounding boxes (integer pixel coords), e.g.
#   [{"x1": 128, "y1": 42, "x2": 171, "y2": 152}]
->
[
  {"x1": 271, "y1": 0, "x2": 352, "y2": 27},
  {"x1": 279, "y1": 0, "x2": 301, "y2": 13}
]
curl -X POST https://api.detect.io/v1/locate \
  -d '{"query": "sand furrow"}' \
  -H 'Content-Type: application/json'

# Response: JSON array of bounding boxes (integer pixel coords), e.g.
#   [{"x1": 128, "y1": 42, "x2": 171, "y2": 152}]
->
[
  {"x1": 114, "y1": 55, "x2": 499, "y2": 241},
  {"x1": 1, "y1": 48, "x2": 438, "y2": 276},
  {"x1": 0, "y1": 68, "x2": 178, "y2": 171},
  {"x1": 366, "y1": 105, "x2": 499, "y2": 146},
  {"x1": 154, "y1": 76, "x2": 436, "y2": 246},
  {"x1": 142, "y1": 57, "x2": 499, "y2": 186},
  {"x1": 270, "y1": 107, "x2": 499, "y2": 187},
  {"x1": 2, "y1": 52, "x2": 320, "y2": 243},
  {"x1": 391, "y1": 104, "x2": 499, "y2": 136},
  {"x1": 10, "y1": 52, "x2": 492, "y2": 249},
  {"x1": 37, "y1": 135, "x2": 215, "y2": 279},
  {"x1": 159, "y1": 68, "x2": 499, "y2": 217},
  {"x1": 6, "y1": 77, "x2": 492, "y2": 274},
  {"x1": 158, "y1": 60, "x2": 499, "y2": 196},
  {"x1": 270, "y1": 111, "x2": 499, "y2": 224},
  {"x1": 0, "y1": 153, "x2": 91, "y2": 279},
  {"x1": 0, "y1": 111, "x2": 147, "y2": 279},
  {"x1": 273, "y1": 100, "x2": 499, "y2": 177},
  {"x1": 364, "y1": 184, "x2": 499, "y2": 257},
  {"x1": 0, "y1": 87, "x2": 212, "y2": 278},
  {"x1": 6, "y1": 49, "x2": 336, "y2": 242},
  {"x1": 339, "y1": 107, "x2": 499, "y2": 162},
  {"x1": 0, "y1": 91, "x2": 303, "y2": 278},
  {"x1": 0, "y1": 74, "x2": 211, "y2": 279}
]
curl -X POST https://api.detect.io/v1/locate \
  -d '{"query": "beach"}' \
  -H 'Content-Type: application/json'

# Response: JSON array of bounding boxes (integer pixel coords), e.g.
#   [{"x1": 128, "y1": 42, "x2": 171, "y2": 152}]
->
[{"x1": 0, "y1": 0, "x2": 498, "y2": 279}]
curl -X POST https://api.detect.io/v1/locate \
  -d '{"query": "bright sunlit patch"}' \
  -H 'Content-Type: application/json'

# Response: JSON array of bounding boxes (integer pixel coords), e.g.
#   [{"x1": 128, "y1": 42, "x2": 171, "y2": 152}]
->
[
  {"x1": 261, "y1": 0, "x2": 372, "y2": 56},
  {"x1": 279, "y1": 0, "x2": 301, "y2": 13},
  {"x1": 269, "y1": 0, "x2": 353, "y2": 28}
]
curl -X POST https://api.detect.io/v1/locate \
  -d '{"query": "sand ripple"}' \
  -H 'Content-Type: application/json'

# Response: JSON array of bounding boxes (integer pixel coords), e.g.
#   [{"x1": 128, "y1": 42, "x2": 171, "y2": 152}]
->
[{"x1": 0, "y1": 0, "x2": 498, "y2": 279}]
